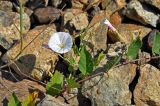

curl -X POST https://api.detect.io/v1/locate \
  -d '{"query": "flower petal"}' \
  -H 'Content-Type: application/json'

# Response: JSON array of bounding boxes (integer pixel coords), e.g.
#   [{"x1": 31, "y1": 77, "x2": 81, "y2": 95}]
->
[{"x1": 48, "y1": 32, "x2": 73, "y2": 54}]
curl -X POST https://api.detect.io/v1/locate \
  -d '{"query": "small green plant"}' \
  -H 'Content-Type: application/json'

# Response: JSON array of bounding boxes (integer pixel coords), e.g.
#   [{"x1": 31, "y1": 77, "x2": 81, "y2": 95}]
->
[
  {"x1": 8, "y1": 92, "x2": 38, "y2": 106},
  {"x1": 8, "y1": 93, "x2": 21, "y2": 106},
  {"x1": 127, "y1": 36, "x2": 142, "y2": 60},
  {"x1": 152, "y1": 32, "x2": 160, "y2": 56},
  {"x1": 45, "y1": 29, "x2": 122, "y2": 96}
]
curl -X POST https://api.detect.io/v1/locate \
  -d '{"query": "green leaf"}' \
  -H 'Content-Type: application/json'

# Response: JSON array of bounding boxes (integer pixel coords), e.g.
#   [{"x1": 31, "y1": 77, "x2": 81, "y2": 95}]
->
[
  {"x1": 105, "y1": 56, "x2": 121, "y2": 71},
  {"x1": 68, "y1": 57, "x2": 75, "y2": 72},
  {"x1": 78, "y1": 46, "x2": 94, "y2": 75},
  {"x1": 94, "y1": 51, "x2": 105, "y2": 67},
  {"x1": 46, "y1": 71, "x2": 64, "y2": 96},
  {"x1": 67, "y1": 78, "x2": 80, "y2": 88},
  {"x1": 8, "y1": 93, "x2": 21, "y2": 106},
  {"x1": 22, "y1": 91, "x2": 38, "y2": 106},
  {"x1": 69, "y1": 57, "x2": 75, "y2": 66},
  {"x1": 152, "y1": 32, "x2": 160, "y2": 55},
  {"x1": 127, "y1": 37, "x2": 142, "y2": 60},
  {"x1": 73, "y1": 44, "x2": 79, "y2": 55}
]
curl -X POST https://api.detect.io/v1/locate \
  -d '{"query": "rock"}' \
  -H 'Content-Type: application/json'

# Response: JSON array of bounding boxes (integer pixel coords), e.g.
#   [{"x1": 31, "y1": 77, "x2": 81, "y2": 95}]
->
[
  {"x1": 63, "y1": 9, "x2": 89, "y2": 31},
  {"x1": 37, "y1": 95, "x2": 68, "y2": 106},
  {"x1": 0, "y1": 78, "x2": 45, "y2": 106},
  {"x1": 83, "y1": 11, "x2": 107, "y2": 52},
  {"x1": 110, "y1": 11, "x2": 124, "y2": 27},
  {"x1": 0, "y1": 1, "x2": 13, "y2": 12},
  {"x1": 70, "y1": 12, "x2": 89, "y2": 30},
  {"x1": 90, "y1": 6, "x2": 101, "y2": 16},
  {"x1": 0, "y1": 10, "x2": 30, "y2": 49},
  {"x1": 123, "y1": 0, "x2": 159, "y2": 27},
  {"x1": 138, "y1": 52, "x2": 151, "y2": 65},
  {"x1": 63, "y1": 9, "x2": 83, "y2": 25},
  {"x1": 139, "y1": 0, "x2": 160, "y2": 10},
  {"x1": 147, "y1": 29, "x2": 159, "y2": 49},
  {"x1": 34, "y1": 7, "x2": 61, "y2": 24},
  {"x1": 79, "y1": 0, "x2": 88, "y2": 4},
  {"x1": 51, "y1": 0, "x2": 62, "y2": 7},
  {"x1": 84, "y1": 0, "x2": 102, "y2": 11},
  {"x1": 102, "y1": 0, "x2": 126, "y2": 14},
  {"x1": 134, "y1": 64, "x2": 160, "y2": 106},
  {"x1": 108, "y1": 23, "x2": 151, "y2": 43},
  {"x1": 26, "y1": 0, "x2": 46, "y2": 10},
  {"x1": 82, "y1": 64, "x2": 137, "y2": 106},
  {"x1": 24, "y1": 7, "x2": 34, "y2": 17},
  {"x1": 62, "y1": 88, "x2": 79, "y2": 106},
  {"x1": 107, "y1": 42, "x2": 127, "y2": 57},
  {"x1": 71, "y1": 0, "x2": 85, "y2": 9},
  {"x1": 2, "y1": 25, "x2": 58, "y2": 80}
]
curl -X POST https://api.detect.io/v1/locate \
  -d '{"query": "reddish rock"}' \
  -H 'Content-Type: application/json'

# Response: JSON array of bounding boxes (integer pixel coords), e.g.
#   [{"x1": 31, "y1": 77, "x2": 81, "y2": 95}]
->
[
  {"x1": 2, "y1": 25, "x2": 58, "y2": 80},
  {"x1": 110, "y1": 12, "x2": 123, "y2": 26}
]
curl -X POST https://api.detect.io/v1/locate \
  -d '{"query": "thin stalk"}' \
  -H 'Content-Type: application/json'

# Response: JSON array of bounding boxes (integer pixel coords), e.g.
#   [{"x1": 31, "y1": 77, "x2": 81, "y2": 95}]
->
[
  {"x1": 19, "y1": 0, "x2": 24, "y2": 54},
  {"x1": 115, "y1": 30, "x2": 125, "y2": 42}
]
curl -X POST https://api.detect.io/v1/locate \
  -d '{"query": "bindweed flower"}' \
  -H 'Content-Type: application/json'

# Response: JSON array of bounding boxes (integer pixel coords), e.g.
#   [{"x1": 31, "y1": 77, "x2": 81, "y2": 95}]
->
[
  {"x1": 48, "y1": 32, "x2": 73, "y2": 54},
  {"x1": 103, "y1": 18, "x2": 125, "y2": 42},
  {"x1": 104, "y1": 19, "x2": 116, "y2": 31}
]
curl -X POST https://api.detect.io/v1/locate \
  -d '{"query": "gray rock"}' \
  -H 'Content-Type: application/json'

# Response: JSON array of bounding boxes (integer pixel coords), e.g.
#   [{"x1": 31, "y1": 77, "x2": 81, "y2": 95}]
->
[
  {"x1": 147, "y1": 29, "x2": 159, "y2": 49},
  {"x1": 123, "y1": 0, "x2": 159, "y2": 27},
  {"x1": 0, "y1": 34, "x2": 11, "y2": 50},
  {"x1": 51, "y1": 0, "x2": 62, "y2": 7},
  {"x1": 0, "y1": 1, "x2": 13, "y2": 12},
  {"x1": 34, "y1": 7, "x2": 61, "y2": 24},
  {"x1": 81, "y1": 64, "x2": 137, "y2": 106},
  {"x1": 0, "y1": 10, "x2": 30, "y2": 50},
  {"x1": 139, "y1": 0, "x2": 160, "y2": 10},
  {"x1": 134, "y1": 64, "x2": 160, "y2": 106},
  {"x1": 107, "y1": 42, "x2": 127, "y2": 57},
  {"x1": 37, "y1": 95, "x2": 68, "y2": 106},
  {"x1": 26, "y1": 0, "x2": 46, "y2": 10}
]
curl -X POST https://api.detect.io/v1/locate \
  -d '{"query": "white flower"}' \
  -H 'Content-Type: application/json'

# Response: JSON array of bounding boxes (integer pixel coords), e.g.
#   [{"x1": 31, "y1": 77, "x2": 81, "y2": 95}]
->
[
  {"x1": 48, "y1": 32, "x2": 73, "y2": 54},
  {"x1": 104, "y1": 19, "x2": 116, "y2": 31}
]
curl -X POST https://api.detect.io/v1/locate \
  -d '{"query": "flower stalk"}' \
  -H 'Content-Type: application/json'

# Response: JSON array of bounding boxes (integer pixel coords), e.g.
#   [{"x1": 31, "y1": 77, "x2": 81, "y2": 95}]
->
[{"x1": 19, "y1": 0, "x2": 24, "y2": 54}]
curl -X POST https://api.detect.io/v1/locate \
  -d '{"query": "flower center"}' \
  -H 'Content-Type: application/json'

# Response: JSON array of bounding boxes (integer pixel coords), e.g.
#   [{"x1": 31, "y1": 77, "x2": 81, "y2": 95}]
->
[{"x1": 58, "y1": 44, "x2": 65, "y2": 48}]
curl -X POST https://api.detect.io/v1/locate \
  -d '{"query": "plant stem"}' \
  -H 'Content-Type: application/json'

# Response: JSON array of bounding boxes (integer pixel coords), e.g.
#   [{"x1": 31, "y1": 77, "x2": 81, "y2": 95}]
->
[
  {"x1": 19, "y1": 0, "x2": 24, "y2": 54},
  {"x1": 115, "y1": 30, "x2": 125, "y2": 42}
]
